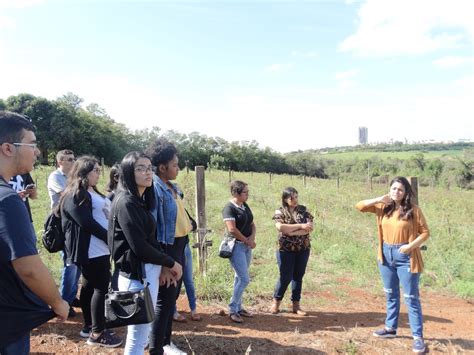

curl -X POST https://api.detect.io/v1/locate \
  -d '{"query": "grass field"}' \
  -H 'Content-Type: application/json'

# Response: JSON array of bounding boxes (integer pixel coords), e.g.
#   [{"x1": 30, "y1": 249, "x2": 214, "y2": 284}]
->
[
  {"x1": 319, "y1": 149, "x2": 465, "y2": 160},
  {"x1": 29, "y1": 166, "x2": 474, "y2": 309}
]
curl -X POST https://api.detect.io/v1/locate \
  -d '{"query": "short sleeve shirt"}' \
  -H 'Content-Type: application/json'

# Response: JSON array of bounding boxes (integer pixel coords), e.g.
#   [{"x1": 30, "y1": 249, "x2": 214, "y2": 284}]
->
[
  {"x1": 47, "y1": 169, "x2": 67, "y2": 208},
  {"x1": 0, "y1": 177, "x2": 37, "y2": 263},
  {"x1": 272, "y1": 205, "x2": 314, "y2": 252},
  {"x1": 222, "y1": 201, "x2": 254, "y2": 238},
  {"x1": 0, "y1": 176, "x2": 53, "y2": 348}
]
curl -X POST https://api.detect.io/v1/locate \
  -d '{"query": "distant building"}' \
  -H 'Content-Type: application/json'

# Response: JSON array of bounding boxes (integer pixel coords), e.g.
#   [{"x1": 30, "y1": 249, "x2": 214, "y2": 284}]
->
[{"x1": 358, "y1": 127, "x2": 368, "y2": 145}]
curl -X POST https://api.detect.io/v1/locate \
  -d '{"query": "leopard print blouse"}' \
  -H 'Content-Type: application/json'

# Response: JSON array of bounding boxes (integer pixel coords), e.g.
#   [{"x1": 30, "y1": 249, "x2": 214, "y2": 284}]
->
[{"x1": 272, "y1": 205, "x2": 313, "y2": 252}]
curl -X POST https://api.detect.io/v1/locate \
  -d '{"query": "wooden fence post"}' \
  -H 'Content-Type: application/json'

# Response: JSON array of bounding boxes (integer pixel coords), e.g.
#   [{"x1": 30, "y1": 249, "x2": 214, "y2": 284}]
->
[
  {"x1": 269, "y1": 173, "x2": 272, "y2": 184},
  {"x1": 101, "y1": 157, "x2": 105, "y2": 177},
  {"x1": 195, "y1": 166, "x2": 210, "y2": 274},
  {"x1": 303, "y1": 175, "x2": 306, "y2": 187},
  {"x1": 228, "y1": 169, "x2": 232, "y2": 182},
  {"x1": 409, "y1": 176, "x2": 418, "y2": 206}
]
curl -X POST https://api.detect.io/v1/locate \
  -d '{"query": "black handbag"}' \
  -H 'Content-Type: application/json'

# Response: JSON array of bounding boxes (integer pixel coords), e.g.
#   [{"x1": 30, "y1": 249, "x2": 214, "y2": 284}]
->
[
  {"x1": 104, "y1": 283, "x2": 154, "y2": 329},
  {"x1": 218, "y1": 232, "x2": 235, "y2": 258},
  {"x1": 105, "y1": 215, "x2": 155, "y2": 329}
]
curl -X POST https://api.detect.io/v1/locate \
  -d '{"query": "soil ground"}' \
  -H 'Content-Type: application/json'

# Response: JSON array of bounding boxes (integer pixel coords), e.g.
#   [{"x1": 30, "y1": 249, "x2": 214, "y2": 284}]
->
[{"x1": 30, "y1": 287, "x2": 473, "y2": 354}]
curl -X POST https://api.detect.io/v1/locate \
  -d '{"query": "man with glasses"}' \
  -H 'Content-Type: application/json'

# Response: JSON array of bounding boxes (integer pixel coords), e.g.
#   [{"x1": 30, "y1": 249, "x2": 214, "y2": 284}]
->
[
  {"x1": 47, "y1": 149, "x2": 81, "y2": 317},
  {"x1": 0, "y1": 111, "x2": 69, "y2": 354},
  {"x1": 47, "y1": 149, "x2": 75, "y2": 208}
]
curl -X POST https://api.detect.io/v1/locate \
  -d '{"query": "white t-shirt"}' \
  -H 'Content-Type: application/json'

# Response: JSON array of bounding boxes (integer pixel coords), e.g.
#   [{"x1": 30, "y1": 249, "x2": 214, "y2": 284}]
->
[
  {"x1": 47, "y1": 169, "x2": 67, "y2": 208},
  {"x1": 89, "y1": 190, "x2": 110, "y2": 259}
]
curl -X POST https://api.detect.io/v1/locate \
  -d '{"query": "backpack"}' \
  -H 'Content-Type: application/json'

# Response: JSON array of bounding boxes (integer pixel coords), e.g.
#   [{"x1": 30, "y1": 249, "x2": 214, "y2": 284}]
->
[{"x1": 41, "y1": 211, "x2": 65, "y2": 253}]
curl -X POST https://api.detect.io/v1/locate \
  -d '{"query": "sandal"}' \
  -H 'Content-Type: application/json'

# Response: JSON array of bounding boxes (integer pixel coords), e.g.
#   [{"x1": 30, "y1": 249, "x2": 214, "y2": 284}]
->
[
  {"x1": 190, "y1": 311, "x2": 202, "y2": 321},
  {"x1": 230, "y1": 313, "x2": 243, "y2": 323},
  {"x1": 173, "y1": 312, "x2": 186, "y2": 323}
]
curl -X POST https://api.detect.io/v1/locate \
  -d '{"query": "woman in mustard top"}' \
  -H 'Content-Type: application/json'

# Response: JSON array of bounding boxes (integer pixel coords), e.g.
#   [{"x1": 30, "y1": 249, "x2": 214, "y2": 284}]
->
[{"x1": 356, "y1": 176, "x2": 429, "y2": 354}]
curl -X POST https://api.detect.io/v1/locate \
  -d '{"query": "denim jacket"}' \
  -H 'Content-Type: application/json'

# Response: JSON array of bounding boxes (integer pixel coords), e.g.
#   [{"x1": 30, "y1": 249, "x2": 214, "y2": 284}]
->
[{"x1": 151, "y1": 175, "x2": 183, "y2": 245}]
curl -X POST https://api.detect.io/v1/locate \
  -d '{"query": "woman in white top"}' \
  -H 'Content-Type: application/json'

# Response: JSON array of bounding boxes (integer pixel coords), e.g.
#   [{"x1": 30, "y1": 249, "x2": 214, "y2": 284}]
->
[{"x1": 60, "y1": 156, "x2": 122, "y2": 348}]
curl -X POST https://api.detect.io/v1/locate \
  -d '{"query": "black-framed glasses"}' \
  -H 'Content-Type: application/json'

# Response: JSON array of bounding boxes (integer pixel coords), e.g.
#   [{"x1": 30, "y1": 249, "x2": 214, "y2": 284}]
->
[{"x1": 92, "y1": 167, "x2": 102, "y2": 174}]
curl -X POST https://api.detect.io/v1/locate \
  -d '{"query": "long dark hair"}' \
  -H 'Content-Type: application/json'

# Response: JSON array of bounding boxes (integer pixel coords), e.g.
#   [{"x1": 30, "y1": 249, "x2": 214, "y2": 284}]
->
[
  {"x1": 106, "y1": 163, "x2": 120, "y2": 192},
  {"x1": 282, "y1": 186, "x2": 298, "y2": 209},
  {"x1": 383, "y1": 176, "x2": 414, "y2": 220},
  {"x1": 60, "y1": 156, "x2": 104, "y2": 207},
  {"x1": 118, "y1": 151, "x2": 155, "y2": 210}
]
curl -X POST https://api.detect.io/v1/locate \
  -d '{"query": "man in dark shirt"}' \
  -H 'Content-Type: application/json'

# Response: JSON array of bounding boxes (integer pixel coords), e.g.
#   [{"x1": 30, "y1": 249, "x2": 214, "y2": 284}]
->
[
  {"x1": 8, "y1": 173, "x2": 37, "y2": 222},
  {"x1": 0, "y1": 111, "x2": 69, "y2": 354}
]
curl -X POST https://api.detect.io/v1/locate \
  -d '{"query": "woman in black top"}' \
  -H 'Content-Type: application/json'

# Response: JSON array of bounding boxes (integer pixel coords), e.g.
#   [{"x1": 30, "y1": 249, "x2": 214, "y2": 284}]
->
[
  {"x1": 106, "y1": 163, "x2": 119, "y2": 202},
  {"x1": 222, "y1": 180, "x2": 256, "y2": 323},
  {"x1": 60, "y1": 156, "x2": 122, "y2": 348},
  {"x1": 109, "y1": 151, "x2": 181, "y2": 355}
]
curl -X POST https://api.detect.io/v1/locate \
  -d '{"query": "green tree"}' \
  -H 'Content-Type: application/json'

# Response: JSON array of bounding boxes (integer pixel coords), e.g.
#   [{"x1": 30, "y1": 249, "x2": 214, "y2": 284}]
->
[{"x1": 427, "y1": 159, "x2": 444, "y2": 185}]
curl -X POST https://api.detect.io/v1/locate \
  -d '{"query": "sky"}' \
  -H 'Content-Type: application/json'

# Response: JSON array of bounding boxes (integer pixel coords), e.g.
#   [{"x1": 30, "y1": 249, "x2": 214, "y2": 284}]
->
[{"x1": 0, "y1": 0, "x2": 473, "y2": 152}]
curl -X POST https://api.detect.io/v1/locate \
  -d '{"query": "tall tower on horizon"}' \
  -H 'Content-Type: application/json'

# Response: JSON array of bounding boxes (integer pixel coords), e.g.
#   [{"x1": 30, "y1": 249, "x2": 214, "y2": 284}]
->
[{"x1": 359, "y1": 126, "x2": 368, "y2": 145}]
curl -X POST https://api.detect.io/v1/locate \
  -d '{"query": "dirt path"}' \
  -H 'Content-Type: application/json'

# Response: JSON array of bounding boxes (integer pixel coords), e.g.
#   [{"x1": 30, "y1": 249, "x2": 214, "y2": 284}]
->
[{"x1": 30, "y1": 288, "x2": 473, "y2": 354}]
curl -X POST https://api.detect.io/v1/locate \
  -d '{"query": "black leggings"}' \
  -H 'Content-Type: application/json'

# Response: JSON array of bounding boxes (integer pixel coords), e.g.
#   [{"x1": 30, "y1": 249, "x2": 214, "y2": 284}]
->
[
  {"x1": 149, "y1": 236, "x2": 187, "y2": 355},
  {"x1": 79, "y1": 255, "x2": 111, "y2": 333}
]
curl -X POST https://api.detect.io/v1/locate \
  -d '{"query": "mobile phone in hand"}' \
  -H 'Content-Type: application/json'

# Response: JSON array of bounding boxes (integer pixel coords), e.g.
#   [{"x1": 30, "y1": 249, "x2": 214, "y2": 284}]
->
[{"x1": 25, "y1": 184, "x2": 36, "y2": 190}]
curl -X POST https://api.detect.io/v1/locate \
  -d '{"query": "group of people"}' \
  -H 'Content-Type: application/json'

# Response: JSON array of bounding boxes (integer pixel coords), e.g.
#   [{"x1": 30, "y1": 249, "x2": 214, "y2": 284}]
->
[
  {"x1": 0, "y1": 110, "x2": 430, "y2": 354},
  {"x1": 225, "y1": 177, "x2": 429, "y2": 354},
  {"x1": 52, "y1": 141, "x2": 203, "y2": 354}
]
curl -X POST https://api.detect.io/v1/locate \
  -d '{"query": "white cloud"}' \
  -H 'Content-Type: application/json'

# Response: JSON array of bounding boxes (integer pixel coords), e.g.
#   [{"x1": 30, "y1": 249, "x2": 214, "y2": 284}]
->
[
  {"x1": 340, "y1": 0, "x2": 473, "y2": 57},
  {"x1": 335, "y1": 69, "x2": 359, "y2": 89},
  {"x1": 433, "y1": 56, "x2": 474, "y2": 68},
  {"x1": 264, "y1": 63, "x2": 293, "y2": 73}
]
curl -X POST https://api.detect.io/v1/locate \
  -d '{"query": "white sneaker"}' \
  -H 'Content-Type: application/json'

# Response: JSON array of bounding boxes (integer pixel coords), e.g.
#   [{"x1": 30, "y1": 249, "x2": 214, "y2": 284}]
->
[{"x1": 163, "y1": 341, "x2": 186, "y2": 355}]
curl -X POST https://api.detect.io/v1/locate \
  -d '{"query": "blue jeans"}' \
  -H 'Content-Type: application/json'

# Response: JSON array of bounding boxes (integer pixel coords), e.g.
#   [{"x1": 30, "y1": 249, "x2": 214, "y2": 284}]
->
[
  {"x1": 60, "y1": 251, "x2": 81, "y2": 304},
  {"x1": 0, "y1": 332, "x2": 29, "y2": 355},
  {"x1": 174, "y1": 243, "x2": 197, "y2": 312},
  {"x1": 229, "y1": 241, "x2": 252, "y2": 314},
  {"x1": 118, "y1": 264, "x2": 161, "y2": 355},
  {"x1": 379, "y1": 243, "x2": 423, "y2": 338},
  {"x1": 273, "y1": 248, "x2": 310, "y2": 302}
]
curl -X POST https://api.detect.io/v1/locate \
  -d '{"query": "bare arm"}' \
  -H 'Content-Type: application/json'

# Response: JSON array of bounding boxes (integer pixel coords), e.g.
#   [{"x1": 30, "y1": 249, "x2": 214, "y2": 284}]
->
[
  {"x1": 247, "y1": 223, "x2": 257, "y2": 249},
  {"x1": 12, "y1": 255, "x2": 69, "y2": 321},
  {"x1": 276, "y1": 222, "x2": 303, "y2": 234},
  {"x1": 225, "y1": 219, "x2": 256, "y2": 248},
  {"x1": 355, "y1": 194, "x2": 391, "y2": 211}
]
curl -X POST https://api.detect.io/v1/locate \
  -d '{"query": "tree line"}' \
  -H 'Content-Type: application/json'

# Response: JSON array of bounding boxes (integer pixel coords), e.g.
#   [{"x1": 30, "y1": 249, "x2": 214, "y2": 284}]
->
[{"x1": 1, "y1": 93, "x2": 472, "y2": 189}]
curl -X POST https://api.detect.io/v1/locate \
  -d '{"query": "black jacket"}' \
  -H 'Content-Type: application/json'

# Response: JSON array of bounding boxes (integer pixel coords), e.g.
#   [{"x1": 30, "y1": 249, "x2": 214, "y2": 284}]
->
[
  {"x1": 108, "y1": 191, "x2": 175, "y2": 281},
  {"x1": 61, "y1": 192, "x2": 107, "y2": 266}
]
